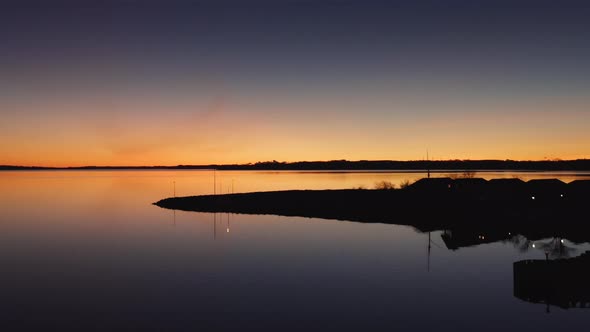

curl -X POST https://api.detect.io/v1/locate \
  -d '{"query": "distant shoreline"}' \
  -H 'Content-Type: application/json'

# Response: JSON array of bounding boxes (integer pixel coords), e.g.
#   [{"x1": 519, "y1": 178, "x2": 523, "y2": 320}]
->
[{"x1": 2, "y1": 159, "x2": 590, "y2": 171}]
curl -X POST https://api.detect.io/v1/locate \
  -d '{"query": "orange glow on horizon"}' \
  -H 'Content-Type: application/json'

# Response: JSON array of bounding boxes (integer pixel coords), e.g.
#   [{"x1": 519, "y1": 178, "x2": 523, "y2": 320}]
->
[{"x1": 2, "y1": 96, "x2": 589, "y2": 167}]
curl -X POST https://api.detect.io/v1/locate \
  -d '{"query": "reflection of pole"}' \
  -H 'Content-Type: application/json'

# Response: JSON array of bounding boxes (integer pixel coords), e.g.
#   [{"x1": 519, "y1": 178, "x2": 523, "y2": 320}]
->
[
  {"x1": 427, "y1": 232, "x2": 431, "y2": 271},
  {"x1": 213, "y1": 169, "x2": 216, "y2": 195},
  {"x1": 173, "y1": 181, "x2": 176, "y2": 197},
  {"x1": 226, "y1": 213, "x2": 230, "y2": 233},
  {"x1": 173, "y1": 210, "x2": 176, "y2": 227},
  {"x1": 213, "y1": 213, "x2": 217, "y2": 240},
  {"x1": 232, "y1": 179, "x2": 234, "y2": 194}
]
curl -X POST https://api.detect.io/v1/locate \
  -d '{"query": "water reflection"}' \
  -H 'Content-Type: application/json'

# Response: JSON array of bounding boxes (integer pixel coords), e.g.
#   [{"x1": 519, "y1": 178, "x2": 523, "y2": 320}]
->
[
  {"x1": 442, "y1": 231, "x2": 582, "y2": 260},
  {"x1": 3, "y1": 170, "x2": 590, "y2": 330},
  {"x1": 211, "y1": 213, "x2": 233, "y2": 239},
  {"x1": 514, "y1": 251, "x2": 590, "y2": 312},
  {"x1": 419, "y1": 225, "x2": 590, "y2": 313},
  {"x1": 511, "y1": 236, "x2": 577, "y2": 259},
  {"x1": 420, "y1": 220, "x2": 590, "y2": 312},
  {"x1": 437, "y1": 226, "x2": 589, "y2": 312},
  {"x1": 441, "y1": 228, "x2": 512, "y2": 250},
  {"x1": 175, "y1": 205, "x2": 590, "y2": 316}
]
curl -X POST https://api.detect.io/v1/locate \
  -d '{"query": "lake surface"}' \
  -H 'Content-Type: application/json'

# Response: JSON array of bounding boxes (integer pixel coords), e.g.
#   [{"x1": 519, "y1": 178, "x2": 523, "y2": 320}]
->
[{"x1": 1, "y1": 170, "x2": 589, "y2": 331}]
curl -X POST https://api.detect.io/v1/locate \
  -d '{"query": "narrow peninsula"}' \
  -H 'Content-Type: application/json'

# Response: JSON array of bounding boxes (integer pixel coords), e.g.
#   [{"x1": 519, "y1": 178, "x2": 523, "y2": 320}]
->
[{"x1": 155, "y1": 178, "x2": 590, "y2": 243}]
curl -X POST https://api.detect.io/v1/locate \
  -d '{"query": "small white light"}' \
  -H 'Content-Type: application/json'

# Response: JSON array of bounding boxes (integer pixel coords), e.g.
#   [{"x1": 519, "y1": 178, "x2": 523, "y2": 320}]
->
[
  {"x1": 560, "y1": 194, "x2": 564, "y2": 197},
  {"x1": 508, "y1": 232, "x2": 511, "y2": 236},
  {"x1": 561, "y1": 239, "x2": 564, "y2": 243},
  {"x1": 531, "y1": 196, "x2": 535, "y2": 200},
  {"x1": 226, "y1": 228, "x2": 230, "y2": 233},
  {"x1": 532, "y1": 243, "x2": 536, "y2": 248}
]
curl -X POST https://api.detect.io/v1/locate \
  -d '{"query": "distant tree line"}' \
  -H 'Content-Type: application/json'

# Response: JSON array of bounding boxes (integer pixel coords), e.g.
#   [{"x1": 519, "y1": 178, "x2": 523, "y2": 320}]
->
[
  {"x1": 212, "y1": 159, "x2": 590, "y2": 171},
  {"x1": 2, "y1": 159, "x2": 590, "y2": 171}
]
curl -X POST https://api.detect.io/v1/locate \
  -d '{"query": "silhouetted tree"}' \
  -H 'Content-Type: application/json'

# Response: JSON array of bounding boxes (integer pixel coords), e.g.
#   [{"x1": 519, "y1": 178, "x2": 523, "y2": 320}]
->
[{"x1": 374, "y1": 181, "x2": 395, "y2": 190}]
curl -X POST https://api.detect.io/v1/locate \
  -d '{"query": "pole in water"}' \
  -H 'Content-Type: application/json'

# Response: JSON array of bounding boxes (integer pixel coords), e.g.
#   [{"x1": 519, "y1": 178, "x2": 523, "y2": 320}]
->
[
  {"x1": 427, "y1": 149, "x2": 430, "y2": 178},
  {"x1": 427, "y1": 232, "x2": 431, "y2": 271},
  {"x1": 232, "y1": 179, "x2": 234, "y2": 194},
  {"x1": 213, "y1": 169, "x2": 216, "y2": 195},
  {"x1": 173, "y1": 181, "x2": 176, "y2": 197}
]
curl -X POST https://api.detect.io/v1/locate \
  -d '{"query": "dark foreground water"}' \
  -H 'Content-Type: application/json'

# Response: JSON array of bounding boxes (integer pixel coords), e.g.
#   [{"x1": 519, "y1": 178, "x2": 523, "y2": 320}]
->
[{"x1": 0, "y1": 170, "x2": 589, "y2": 331}]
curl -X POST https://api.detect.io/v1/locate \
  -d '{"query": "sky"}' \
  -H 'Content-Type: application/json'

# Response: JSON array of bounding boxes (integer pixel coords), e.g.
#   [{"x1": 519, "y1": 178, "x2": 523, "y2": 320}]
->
[{"x1": 1, "y1": 0, "x2": 589, "y2": 166}]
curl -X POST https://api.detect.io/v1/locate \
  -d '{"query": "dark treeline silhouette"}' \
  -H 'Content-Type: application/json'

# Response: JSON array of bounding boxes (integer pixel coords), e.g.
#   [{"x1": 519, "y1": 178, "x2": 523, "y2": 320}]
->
[
  {"x1": 218, "y1": 159, "x2": 590, "y2": 171},
  {"x1": 2, "y1": 159, "x2": 590, "y2": 171},
  {"x1": 0, "y1": 165, "x2": 53, "y2": 170}
]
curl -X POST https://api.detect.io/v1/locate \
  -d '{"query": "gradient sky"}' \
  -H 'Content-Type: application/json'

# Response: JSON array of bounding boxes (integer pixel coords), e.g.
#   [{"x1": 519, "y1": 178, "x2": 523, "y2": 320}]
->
[{"x1": 2, "y1": 0, "x2": 589, "y2": 166}]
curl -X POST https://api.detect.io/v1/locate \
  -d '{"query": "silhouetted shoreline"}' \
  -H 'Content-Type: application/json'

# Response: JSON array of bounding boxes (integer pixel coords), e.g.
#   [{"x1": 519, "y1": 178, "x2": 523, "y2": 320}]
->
[
  {"x1": 2, "y1": 159, "x2": 590, "y2": 171},
  {"x1": 155, "y1": 177, "x2": 590, "y2": 243}
]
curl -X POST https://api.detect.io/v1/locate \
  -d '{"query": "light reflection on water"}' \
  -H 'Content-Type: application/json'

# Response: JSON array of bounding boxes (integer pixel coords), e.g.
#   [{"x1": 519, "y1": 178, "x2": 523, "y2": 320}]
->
[{"x1": 0, "y1": 170, "x2": 589, "y2": 331}]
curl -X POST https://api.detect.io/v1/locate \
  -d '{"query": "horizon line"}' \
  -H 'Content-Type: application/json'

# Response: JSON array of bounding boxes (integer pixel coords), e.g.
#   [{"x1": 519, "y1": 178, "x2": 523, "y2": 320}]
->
[{"x1": 2, "y1": 158, "x2": 589, "y2": 170}]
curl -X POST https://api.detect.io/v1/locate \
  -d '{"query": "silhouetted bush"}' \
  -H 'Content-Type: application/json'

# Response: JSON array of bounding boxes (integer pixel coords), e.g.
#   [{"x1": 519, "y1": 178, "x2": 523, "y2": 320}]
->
[
  {"x1": 374, "y1": 181, "x2": 395, "y2": 190},
  {"x1": 399, "y1": 179, "x2": 411, "y2": 189},
  {"x1": 462, "y1": 171, "x2": 476, "y2": 178},
  {"x1": 448, "y1": 171, "x2": 477, "y2": 179}
]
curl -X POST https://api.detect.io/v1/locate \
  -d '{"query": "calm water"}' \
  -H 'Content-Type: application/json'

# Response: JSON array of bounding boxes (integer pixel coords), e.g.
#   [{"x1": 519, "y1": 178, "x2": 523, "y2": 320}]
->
[{"x1": 1, "y1": 170, "x2": 589, "y2": 331}]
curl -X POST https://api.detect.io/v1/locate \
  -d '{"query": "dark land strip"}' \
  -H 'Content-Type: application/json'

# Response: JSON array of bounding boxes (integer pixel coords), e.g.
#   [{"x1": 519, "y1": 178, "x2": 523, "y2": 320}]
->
[{"x1": 155, "y1": 177, "x2": 590, "y2": 244}]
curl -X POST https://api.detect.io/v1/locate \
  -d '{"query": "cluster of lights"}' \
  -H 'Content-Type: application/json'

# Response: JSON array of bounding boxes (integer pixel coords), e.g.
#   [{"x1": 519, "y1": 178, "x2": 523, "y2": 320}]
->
[{"x1": 478, "y1": 235, "x2": 485, "y2": 240}]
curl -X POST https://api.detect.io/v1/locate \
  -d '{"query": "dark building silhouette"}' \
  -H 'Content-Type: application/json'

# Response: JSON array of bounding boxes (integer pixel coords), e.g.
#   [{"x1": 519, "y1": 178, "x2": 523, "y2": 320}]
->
[
  {"x1": 567, "y1": 179, "x2": 590, "y2": 201},
  {"x1": 526, "y1": 179, "x2": 567, "y2": 202},
  {"x1": 408, "y1": 177, "x2": 453, "y2": 194},
  {"x1": 450, "y1": 178, "x2": 488, "y2": 199},
  {"x1": 487, "y1": 178, "x2": 527, "y2": 201},
  {"x1": 407, "y1": 177, "x2": 575, "y2": 204}
]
